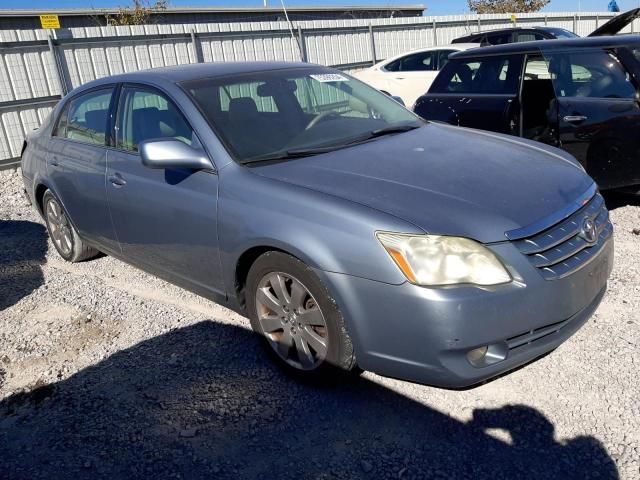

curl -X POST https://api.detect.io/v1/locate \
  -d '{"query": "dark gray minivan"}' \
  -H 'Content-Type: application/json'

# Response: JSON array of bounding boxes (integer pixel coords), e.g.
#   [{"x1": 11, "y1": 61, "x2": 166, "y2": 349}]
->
[{"x1": 21, "y1": 62, "x2": 614, "y2": 387}]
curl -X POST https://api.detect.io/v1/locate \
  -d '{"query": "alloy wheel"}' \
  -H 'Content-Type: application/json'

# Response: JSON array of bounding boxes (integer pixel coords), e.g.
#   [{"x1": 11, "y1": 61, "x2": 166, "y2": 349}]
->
[
  {"x1": 46, "y1": 198, "x2": 73, "y2": 256},
  {"x1": 255, "y1": 272, "x2": 329, "y2": 370}
]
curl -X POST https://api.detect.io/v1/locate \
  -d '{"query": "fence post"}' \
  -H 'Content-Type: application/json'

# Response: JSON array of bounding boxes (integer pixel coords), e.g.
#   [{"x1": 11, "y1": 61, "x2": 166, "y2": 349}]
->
[
  {"x1": 368, "y1": 23, "x2": 377, "y2": 66},
  {"x1": 190, "y1": 30, "x2": 203, "y2": 63},
  {"x1": 297, "y1": 25, "x2": 307, "y2": 63},
  {"x1": 573, "y1": 14, "x2": 577, "y2": 34},
  {"x1": 432, "y1": 19, "x2": 437, "y2": 46},
  {"x1": 544, "y1": 14, "x2": 548, "y2": 26},
  {"x1": 477, "y1": 16, "x2": 482, "y2": 32},
  {"x1": 47, "y1": 33, "x2": 70, "y2": 96},
  {"x1": 595, "y1": 14, "x2": 599, "y2": 28}
]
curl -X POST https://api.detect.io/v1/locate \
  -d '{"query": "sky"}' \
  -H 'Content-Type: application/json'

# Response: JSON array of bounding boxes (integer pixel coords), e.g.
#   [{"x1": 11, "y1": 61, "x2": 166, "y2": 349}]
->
[{"x1": 1, "y1": 0, "x2": 640, "y2": 15}]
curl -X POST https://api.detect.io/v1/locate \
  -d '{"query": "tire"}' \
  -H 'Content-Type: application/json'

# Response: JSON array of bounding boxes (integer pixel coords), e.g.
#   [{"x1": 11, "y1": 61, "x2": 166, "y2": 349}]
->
[
  {"x1": 42, "y1": 190, "x2": 99, "y2": 263},
  {"x1": 246, "y1": 251, "x2": 358, "y2": 378}
]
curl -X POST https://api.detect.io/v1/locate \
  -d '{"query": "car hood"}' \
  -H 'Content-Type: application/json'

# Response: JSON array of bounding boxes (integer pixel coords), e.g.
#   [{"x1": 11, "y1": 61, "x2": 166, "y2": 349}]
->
[
  {"x1": 250, "y1": 123, "x2": 594, "y2": 243},
  {"x1": 589, "y1": 8, "x2": 640, "y2": 36}
]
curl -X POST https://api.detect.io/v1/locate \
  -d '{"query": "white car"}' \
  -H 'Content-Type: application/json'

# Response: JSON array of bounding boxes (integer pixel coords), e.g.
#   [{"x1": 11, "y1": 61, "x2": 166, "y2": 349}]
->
[{"x1": 354, "y1": 44, "x2": 480, "y2": 107}]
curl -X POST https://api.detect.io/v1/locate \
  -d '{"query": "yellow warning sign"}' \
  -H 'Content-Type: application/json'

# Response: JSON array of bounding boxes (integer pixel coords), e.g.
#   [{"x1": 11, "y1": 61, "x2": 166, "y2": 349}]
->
[
  {"x1": 510, "y1": 14, "x2": 517, "y2": 23},
  {"x1": 39, "y1": 15, "x2": 61, "y2": 30}
]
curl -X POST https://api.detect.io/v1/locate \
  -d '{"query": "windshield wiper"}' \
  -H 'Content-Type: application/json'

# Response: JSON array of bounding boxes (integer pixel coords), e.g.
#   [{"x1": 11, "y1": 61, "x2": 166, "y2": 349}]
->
[{"x1": 241, "y1": 122, "x2": 422, "y2": 165}]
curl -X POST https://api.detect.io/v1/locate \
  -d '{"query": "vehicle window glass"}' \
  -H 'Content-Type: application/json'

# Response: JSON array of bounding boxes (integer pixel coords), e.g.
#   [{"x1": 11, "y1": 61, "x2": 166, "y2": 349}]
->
[
  {"x1": 219, "y1": 82, "x2": 278, "y2": 113},
  {"x1": 517, "y1": 32, "x2": 545, "y2": 42},
  {"x1": 118, "y1": 87, "x2": 195, "y2": 152},
  {"x1": 486, "y1": 33, "x2": 512, "y2": 45},
  {"x1": 55, "y1": 89, "x2": 113, "y2": 145},
  {"x1": 183, "y1": 68, "x2": 420, "y2": 162},
  {"x1": 398, "y1": 51, "x2": 438, "y2": 72},
  {"x1": 437, "y1": 49, "x2": 457, "y2": 69},
  {"x1": 543, "y1": 49, "x2": 636, "y2": 99},
  {"x1": 384, "y1": 59, "x2": 401, "y2": 72},
  {"x1": 524, "y1": 58, "x2": 552, "y2": 80},
  {"x1": 430, "y1": 56, "x2": 520, "y2": 94}
]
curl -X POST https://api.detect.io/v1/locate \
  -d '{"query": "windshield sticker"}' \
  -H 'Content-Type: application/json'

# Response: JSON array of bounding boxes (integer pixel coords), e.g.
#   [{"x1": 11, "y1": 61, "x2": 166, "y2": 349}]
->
[{"x1": 310, "y1": 73, "x2": 349, "y2": 83}]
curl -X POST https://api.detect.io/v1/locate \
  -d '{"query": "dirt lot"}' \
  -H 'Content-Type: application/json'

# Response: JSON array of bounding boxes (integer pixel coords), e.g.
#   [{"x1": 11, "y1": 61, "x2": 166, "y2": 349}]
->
[{"x1": 1, "y1": 168, "x2": 639, "y2": 479}]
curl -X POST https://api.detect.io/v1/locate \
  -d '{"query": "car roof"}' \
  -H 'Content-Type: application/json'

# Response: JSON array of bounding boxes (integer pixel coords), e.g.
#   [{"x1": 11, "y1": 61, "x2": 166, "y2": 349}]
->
[
  {"x1": 373, "y1": 43, "x2": 481, "y2": 67},
  {"x1": 450, "y1": 34, "x2": 640, "y2": 58},
  {"x1": 76, "y1": 61, "x2": 314, "y2": 90},
  {"x1": 456, "y1": 26, "x2": 566, "y2": 38}
]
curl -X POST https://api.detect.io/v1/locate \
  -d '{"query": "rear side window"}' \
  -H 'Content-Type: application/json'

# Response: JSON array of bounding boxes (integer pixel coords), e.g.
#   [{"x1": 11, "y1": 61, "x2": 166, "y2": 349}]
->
[
  {"x1": 117, "y1": 87, "x2": 195, "y2": 152},
  {"x1": 543, "y1": 49, "x2": 637, "y2": 99},
  {"x1": 54, "y1": 88, "x2": 113, "y2": 146},
  {"x1": 437, "y1": 49, "x2": 457, "y2": 69},
  {"x1": 517, "y1": 32, "x2": 545, "y2": 42},
  {"x1": 430, "y1": 55, "x2": 522, "y2": 95}
]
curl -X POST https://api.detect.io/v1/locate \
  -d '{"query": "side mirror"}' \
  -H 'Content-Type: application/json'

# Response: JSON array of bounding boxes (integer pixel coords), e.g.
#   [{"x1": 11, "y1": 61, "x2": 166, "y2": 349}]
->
[{"x1": 139, "y1": 139, "x2": 212, "y2": 170}]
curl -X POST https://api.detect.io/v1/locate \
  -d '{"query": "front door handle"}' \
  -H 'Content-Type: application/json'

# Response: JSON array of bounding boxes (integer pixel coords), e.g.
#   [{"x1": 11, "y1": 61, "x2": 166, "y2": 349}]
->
[
  {"x1": 108, "y1": 173, "x2": 127, "y2": 187},
  {"x1": 563, "y1": 115, "x2": 588, "y2": 124}
]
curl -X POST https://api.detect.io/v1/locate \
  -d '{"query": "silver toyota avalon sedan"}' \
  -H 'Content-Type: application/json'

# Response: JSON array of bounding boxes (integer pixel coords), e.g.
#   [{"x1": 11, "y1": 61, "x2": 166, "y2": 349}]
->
[{"x1": 21, "y1": 62, "x2": 614, "y2": 387}]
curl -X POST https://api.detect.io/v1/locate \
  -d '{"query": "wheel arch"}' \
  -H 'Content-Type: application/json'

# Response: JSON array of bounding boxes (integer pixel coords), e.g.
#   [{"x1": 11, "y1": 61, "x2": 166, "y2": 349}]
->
[{"x1": 233, "y1": 243, "x2": 315, "y2": 312}]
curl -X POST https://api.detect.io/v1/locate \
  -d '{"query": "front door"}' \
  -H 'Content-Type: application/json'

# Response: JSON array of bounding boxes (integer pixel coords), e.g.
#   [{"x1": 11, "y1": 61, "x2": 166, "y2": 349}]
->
[
  {"x1": 543, "y1": 47, "x2": 640, "y2": 189},
  {"x1": 106, "y1": 84, "x2": 224, "y2": 297},
  {"x1": 46, "y1": 86, "x2": 119, "y2": 251}
]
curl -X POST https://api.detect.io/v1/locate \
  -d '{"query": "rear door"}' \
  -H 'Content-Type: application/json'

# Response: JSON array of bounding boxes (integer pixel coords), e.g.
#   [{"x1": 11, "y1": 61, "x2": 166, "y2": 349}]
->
[
  {"x1": 416, "y1": 54, "x2": 524, "y2": 136},
  {"x1": 47, "y1": 86, "x2": 119, "y2": 251},
  {"x1": 106, "y1": 84, "x2": 224, "y2": 296},
  {"x1": 543, "y1": 46, "x2": 640, "y2": 188}
]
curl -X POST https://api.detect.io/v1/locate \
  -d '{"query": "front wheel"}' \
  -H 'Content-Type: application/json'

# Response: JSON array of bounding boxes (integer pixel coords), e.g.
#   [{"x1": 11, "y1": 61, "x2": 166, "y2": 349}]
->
[
  {"x1": 246, "y1": 251, "x2": 357, "y2": 377},
  {"x1": 43, "y1": 190, "x2": 99, "y2": 263}
]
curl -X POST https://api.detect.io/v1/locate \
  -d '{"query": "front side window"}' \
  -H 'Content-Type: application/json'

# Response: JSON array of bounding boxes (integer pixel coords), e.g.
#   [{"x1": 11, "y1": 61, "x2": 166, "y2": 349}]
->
[
  {"x1": 183, "y1": 68, "x2": 421, "y2": 162},
  {"x1": 485, "y1": 32, "x2": 513, "y2": 45},
  {"x1": 385, "y1": 52, "x2": 437, "y2": 72},
  {"x1": 543, "y1": 49, "x2": 637, "y2": 99},
  {"x1": 54, "y1": 88, "x2": 113, "y2": 145},
  {"x1": 117, "y1": 87, "x2": 195, "y2": 152},
  {"x1": 430, "y1": 55, "x2": 521, "y2": 95}
]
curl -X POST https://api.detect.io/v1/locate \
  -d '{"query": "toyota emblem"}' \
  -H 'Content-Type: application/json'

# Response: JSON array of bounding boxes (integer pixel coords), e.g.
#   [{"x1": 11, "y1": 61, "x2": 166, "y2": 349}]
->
[{"x1": 581, "y1": 218, "x2": 598, "y2": 244}]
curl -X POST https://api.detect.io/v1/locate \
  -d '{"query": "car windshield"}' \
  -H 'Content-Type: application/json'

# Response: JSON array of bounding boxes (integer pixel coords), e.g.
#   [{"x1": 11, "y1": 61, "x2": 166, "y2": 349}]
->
[{"x1": 181, "y1": 67, "x2": 422, "y2": 163}]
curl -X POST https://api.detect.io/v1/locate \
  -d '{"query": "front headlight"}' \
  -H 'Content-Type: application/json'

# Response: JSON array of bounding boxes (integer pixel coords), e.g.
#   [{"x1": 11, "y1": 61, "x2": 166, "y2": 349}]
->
[{"x1": 376, "y1": 232, "x2": 511, "y2": 287}]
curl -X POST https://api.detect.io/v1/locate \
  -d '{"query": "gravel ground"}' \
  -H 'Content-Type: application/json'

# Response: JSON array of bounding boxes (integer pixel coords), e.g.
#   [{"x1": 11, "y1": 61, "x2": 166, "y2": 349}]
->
[{"x1": 0, "y1": 168, "x2": 638, "y2": 480}]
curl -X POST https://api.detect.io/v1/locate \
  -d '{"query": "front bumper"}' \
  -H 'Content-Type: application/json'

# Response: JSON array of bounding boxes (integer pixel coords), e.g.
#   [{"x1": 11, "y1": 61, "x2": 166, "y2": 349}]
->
[{"x1": 317, "y1": 237, "x2": 614, "y2": 388}]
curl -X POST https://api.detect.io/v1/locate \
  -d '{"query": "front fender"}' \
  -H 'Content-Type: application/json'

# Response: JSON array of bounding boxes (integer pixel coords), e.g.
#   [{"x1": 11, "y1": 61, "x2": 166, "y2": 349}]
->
[{"x1": 217, "y1": 164, "x2": 421, "y2": 302}]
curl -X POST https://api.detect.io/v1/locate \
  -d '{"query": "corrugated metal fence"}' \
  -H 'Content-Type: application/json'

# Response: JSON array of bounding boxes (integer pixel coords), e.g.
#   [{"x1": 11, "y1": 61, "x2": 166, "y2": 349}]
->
[{"x1": 0, "y1": 11, "x2": 633, "y2": 169}]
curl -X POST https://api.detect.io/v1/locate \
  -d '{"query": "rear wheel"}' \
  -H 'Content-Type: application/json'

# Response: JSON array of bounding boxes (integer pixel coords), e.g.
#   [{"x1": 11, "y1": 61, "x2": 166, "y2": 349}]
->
[
  {"x1": 43, "y1": 190, "x2": 98, "y2": 263},
  {"x1": 246, "y1": 251, "x2": 357, "y2": 377}
]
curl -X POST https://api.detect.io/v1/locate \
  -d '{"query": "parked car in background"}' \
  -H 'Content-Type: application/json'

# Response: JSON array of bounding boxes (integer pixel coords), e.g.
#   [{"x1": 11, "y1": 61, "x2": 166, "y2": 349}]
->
[
  {"x1": 353, "y1": 44, "x2": 479, "y2": 107},
  {"x1": 414, "y1": 36, "x2": 640, "y2": 191},
  {"x1": 22, "y1": 62, "x2": 613, "y2": 388},
  {"x1": 451, "y1": 7, "x2": 640, "y2": 45},
  {"x1": 452, "y1": 26, "x2": 578, "y2": 46}
]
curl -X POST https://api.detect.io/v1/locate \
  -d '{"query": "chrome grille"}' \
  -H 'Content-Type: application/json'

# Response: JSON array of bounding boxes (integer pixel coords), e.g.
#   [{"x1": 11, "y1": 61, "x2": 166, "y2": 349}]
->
[{"x1": 512, "y1": 193, "x2": 613, "y2": 280}]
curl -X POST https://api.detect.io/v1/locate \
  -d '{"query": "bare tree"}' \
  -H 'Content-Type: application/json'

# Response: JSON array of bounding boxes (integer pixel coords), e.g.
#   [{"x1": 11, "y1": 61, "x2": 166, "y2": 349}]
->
[
  {"x1": 467, "y1": 0, "x2": 550, "y2": 14},
  {"x1": 105, "y1": 0, "x2": 168, "y2": 26}
]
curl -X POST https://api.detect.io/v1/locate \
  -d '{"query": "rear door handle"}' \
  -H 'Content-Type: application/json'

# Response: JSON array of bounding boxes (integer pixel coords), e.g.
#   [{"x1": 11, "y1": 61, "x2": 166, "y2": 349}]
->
[
  {"x1": 563, "y1": 115, "x2": 588, "y2": 124},
  {"x1": 108, "y1": 173, "x2": 127, "y2": 187}
]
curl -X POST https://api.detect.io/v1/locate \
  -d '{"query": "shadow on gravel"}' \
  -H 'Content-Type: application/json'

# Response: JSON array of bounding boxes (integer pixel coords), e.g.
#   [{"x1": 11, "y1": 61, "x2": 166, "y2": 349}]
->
[
  {"x1": 0, "y1": 321, "x2": 618, "y2": 480},
  {"x1": 0, "y1": 220, "x2": 47, "y2": 312}
]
